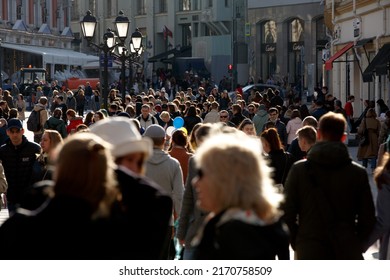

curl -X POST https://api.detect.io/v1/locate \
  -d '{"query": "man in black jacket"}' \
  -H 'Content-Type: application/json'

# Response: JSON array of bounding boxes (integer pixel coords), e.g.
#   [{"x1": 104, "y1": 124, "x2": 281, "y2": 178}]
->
[
  {"x1": 90, "y1": 117, "x2": 172, "y2": 259},
  {"x1": 283, "y1": 112, "x2": 376, "y2": 259},
  {"x1": 0, "y1": 118, "x2": 41, "y2": 215}
]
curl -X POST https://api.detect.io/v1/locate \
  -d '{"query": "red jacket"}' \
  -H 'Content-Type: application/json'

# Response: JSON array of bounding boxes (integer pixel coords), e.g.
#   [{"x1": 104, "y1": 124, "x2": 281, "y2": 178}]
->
[
  {"x1": 67, "y1": 117, "x2": 83, "y2": 134},
  {"x1": 344, "y1": 101, "x2": 353, "y2": 117}
]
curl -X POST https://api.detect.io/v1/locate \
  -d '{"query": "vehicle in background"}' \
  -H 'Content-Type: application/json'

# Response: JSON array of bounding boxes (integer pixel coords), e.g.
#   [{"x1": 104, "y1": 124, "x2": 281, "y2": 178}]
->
[
  {"x1": 18, "y1": 68, "x2": 47, "y2": 96},
  {"x1": 228, "y1": 83, "x2": 280, "y2": 102},
  {"x1": 62, "y1": 77, "x2": 100, "y2": 91}
]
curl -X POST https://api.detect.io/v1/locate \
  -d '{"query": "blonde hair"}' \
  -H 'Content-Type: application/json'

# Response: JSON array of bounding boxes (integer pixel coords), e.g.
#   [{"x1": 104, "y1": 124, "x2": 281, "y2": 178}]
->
[
  {"x1": 52, "y1": 133, "x2": 117, "y2": 217},
  {"x1": 194, "y1": 132, "x2": 282, "y2": 222}
]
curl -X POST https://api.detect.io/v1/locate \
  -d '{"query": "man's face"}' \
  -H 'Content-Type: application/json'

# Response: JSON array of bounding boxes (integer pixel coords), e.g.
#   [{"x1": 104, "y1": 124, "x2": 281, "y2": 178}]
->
[
  {"x1": 7, "y1": 128, "x2": 24, "y2": 146},
  {"x1": 269, "y1": 111, "x2": 279, "y2": 122},
  {"x1": 219, "y1": 112, "x2": 229, "y2": 123},
  {"x1": 141, "y1": 107, "x2": 150, "y2": 117}
]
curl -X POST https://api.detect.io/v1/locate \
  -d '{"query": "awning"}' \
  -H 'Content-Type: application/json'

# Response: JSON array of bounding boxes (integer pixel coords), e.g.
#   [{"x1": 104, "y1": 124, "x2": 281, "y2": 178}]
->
[
  {"x1": 2, "y1": 43, "x2": 98, "y2": 66},
  {"x1": 325, "y1": 42, "x2": 354, "y2": 71},
  {"x1": 355, "y1": 37, "x2": 374, "y2": 47},
  {"x1": 362, "y1": 43, "x2": 390, "y2": 82},
  {"x1": 148, "y1": 46, "x2": 191, "y2": 63}
]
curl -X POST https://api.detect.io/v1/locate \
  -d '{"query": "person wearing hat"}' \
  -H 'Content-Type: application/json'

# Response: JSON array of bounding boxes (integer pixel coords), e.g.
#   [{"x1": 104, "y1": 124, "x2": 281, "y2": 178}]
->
[
  {"x1": 143, "y1": 124, "x2": 184, "y2": 259},
  {"x1": 90, "y1": 117, "x2": 172, "y2": 259},
  {"x1": 0, "y1": 118, "x2": 41, "y2": 215}
]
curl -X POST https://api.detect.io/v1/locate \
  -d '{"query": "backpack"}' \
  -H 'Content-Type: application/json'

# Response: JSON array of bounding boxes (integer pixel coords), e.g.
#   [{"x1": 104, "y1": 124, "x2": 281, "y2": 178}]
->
[{"x1": 27, "y1": 109, "x2": 43, "y2": 132}]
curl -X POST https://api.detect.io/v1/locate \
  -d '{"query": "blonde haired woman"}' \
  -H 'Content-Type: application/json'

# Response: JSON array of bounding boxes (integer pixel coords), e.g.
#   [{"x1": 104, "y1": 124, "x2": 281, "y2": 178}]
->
[
  {"x1": 0, "y1": 133, "x2": 118, "y2": 259},
  {"x1": 192, "y1": 132, "x2": 289, "y2": 259}
]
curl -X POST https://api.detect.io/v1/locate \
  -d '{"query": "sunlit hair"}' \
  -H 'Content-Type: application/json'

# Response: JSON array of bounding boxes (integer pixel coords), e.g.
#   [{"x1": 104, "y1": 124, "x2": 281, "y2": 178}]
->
[
  {"x1": 51, "y1": 133, "x2": 117, "y2": 217},
  {"x1": 318, "y1": 111, "x2": 346, "y2": 141},
  {"x1": 237, "y1": 118, "x2": 254, "y2": 131},
  {"x1": 43, "y1": 129, "x2": 63, "y2": 154},
  {"x1": 194, "y1": 132, "x2": 282, "y2": 222},
  {"x1": 260, "y1": 128, "x2": 283, "y2": 151}
]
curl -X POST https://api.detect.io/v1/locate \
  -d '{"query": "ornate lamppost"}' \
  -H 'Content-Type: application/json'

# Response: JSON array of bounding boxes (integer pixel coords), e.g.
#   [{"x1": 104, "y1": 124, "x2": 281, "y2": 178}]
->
[
  {"x1": 80, "y1": 10, "x2": 129, "y2": 110},
  {"x1": 117, "y1": 28, "x2": 144, "y2": 105}
]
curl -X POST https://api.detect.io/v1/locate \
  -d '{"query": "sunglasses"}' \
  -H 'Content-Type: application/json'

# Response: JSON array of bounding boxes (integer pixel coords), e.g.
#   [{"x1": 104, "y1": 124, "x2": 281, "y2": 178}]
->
[{"x1": 220, "y1": 115, "x2": 228, "y2": 119}]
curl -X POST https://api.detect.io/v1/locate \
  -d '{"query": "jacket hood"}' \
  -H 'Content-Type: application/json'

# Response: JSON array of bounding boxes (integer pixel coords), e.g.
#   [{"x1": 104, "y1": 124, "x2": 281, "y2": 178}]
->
[
  {"x1": 307, "y1": 141, "x2": 351, "y2": 168},
  {"x1": 148, "y1": 149, "x2": 171, "y2": 165},
  {"x1": 33, "y1": 103, "x2": 46, "y2": 111}
]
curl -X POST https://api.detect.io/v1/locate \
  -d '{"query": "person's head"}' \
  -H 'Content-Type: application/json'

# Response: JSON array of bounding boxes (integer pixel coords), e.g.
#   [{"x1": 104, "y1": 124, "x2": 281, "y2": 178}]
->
[
  {"x1": 143, "y1": 124, "x2": 166, "y2": 149},
  {"x1": 348, "y1": 95, "x2": 355, "y2": 102},
  {"x1": 66, "y1": 109, "x2": 76, "y2": 120},
  {"x1": 52, "y1": 133, "x2": 117, "y2": 216},
  {"x1": 193, "y1": 132, "x2": 282, "y2": 221},
  {"x1": 219, "y1": 110, "x2": 230, "y2": 123},
  {"x1": 317, "y1": 111, "x2": 346, "y2": 142},
  {"x1": 141, "y1": 104, "x2": 151, "y2": 118},
  {"x1": 40, "y1": 129, "x2": 63, "y2": 155},
  {"x1": 18, "y1": 94, "x2": 24, "y2": 101},
  {"x1": 90, "y1": 117, "x2": 153, "y2": 175},
  {"x1": 260, "y1": 128, "x2": 283, "y2": 153},
  {"x1": 238, "y1": 118, "x2": 256, "y2": 136},
  {"x1": 171, "y1": 129, "x2": 190, "y2": 150},
  {"x1": 6, "y1": 118, "x2": 25, "y2": 146},
  {"x1": 290, "y1": 109, "x2": 300, "y2": 120},
  {"x1": 231, "y1": 104, "x2": 241, "y2": 114},
  {"x1": 366, "y1": 107, "x2": 377, "y2": 118},
  {"x1": 8, "y1": 108, "x2": 18, "y2": 119},
  {"x1": 159, "y1": 111, "x2": 171, "y2": 123},
  {"x1": 297, "y1": 126, "x2": 317, "y2": 152},
  {"x1": 302, "y1": 116, "x2": 318, "y2": 128},
  {"x1": 93, "y1": 111, "x2": 105, "y2": 122},
  {"x1": 268, "y1": 107, "x2": 279, "y2": 122}
]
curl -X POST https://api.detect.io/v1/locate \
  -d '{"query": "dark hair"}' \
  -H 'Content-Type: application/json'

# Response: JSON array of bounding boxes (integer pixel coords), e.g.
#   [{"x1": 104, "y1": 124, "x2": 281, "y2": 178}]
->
[
  {"x1": 238, "y1": 118, "x2": 254, "y2": 131},
  {"x1": 53, "y1": 108, "x2": 63, "y2": 119},
  {"x1": 261, "y1": 128, "x2": 283, "y2": 151},
  {"x1": 318, "y1": 112, "x2": 346, "y2": 141}
]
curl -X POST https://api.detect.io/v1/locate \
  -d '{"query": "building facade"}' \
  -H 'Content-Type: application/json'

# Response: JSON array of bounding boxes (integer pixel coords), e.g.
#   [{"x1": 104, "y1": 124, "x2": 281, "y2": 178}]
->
[
  {"x1": 248, "y1": 0, "x2": 325, "y2": 95},
  {"x1": 324, "y1": 0, "x2": 390, "y2": 117},
  {"x1": 71, "y1": 0, "x2": 246, "y2": 89},
  {"x1": 0, "y1": 0, "x2": 94, "y2": 81}
]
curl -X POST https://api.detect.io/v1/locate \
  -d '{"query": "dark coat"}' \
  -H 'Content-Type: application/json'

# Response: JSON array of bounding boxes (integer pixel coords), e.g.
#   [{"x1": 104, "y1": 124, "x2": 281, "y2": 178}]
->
[
  {"x1": 0, "y1": 136, "x2": 41, "y2": 204},
  {"x1": 44, "y1": 116, "x2": 68, "y2": 138},
  {"x1": 184, "y1": 115, "x2": 202, "y2": 134},
  {"x1": 194, "y1": 210, "x2": 290, "y2": 260},
  {"x1": 0, "y1": 196, "x2": 102, "y2": 259},
  {"x1": 265, "y1": 149, "x2": 294, "y2": 185},
  {"x1": 283, "y1": 141, "x2": 376, "y2": 259},
  {"x1": 99, "y1": 168, "x2": 173, "y2": 259}
]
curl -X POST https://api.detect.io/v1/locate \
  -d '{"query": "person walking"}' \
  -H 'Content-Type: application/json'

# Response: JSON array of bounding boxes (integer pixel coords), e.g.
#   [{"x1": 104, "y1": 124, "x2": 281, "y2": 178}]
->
[
  {"x1": 192, "y1": 131, "x2": 289, "y2": 260},
  {"x1": 0, "y1": 119, "x2": 41, "y2": 215},
  {"x1": 283, "y1": 112, "x2": 376, "y2": 259},
  {"x1": 143, "y1": 124, "x2": 184, "y2": 259},
  {"x1": 90, "y1": 118, "x2": 173, "y2": 259},
  {"x1": 357, "y1": 108, "x2": 381, "y2": 172}
]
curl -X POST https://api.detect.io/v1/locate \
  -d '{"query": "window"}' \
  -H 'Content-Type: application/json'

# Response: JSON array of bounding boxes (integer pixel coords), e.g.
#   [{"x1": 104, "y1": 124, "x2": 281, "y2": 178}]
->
[
  {"x1": 160, "y1": 0, "x2": 167, "y2": 13},
  {"x1": 71, "y1": 0, "x2": 80, "y2": 21},
  {"x1": 290, "y1": 19, "x2": 304, "y2": 42},
  {"x1": 263, "y1": 20, "x2": 277, "y2": 43},
  {"x1": 137, "y1": 0, "x2": 146, "y2": 15},
  {"x1": 182, "y1": 24, "x2": 192, "y2": 46},
  {"x1": 180, "y1": 0, "x2": 191, "y2": 11}
]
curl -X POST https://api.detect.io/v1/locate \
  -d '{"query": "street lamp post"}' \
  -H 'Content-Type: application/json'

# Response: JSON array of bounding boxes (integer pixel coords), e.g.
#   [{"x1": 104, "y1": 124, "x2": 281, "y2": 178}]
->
[
  {"x1": 80, "y1": 10, "x2": 129, "y2": 110},
  {"x1": 117, "y1": 29, "x2": 144, "y2": 105}
]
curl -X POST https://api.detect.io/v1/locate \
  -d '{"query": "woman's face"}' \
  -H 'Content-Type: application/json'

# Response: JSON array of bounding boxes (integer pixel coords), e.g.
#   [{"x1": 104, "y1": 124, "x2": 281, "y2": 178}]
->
[
  {"x1": 40, "y1": 133, "x2": 51, "y2": 153},
  {"x1": 193, "y1": 169, "x2": 218, "y2": 213},
  {"x1": 242, "y1": 124, "x2": 256, "y2": 136}
]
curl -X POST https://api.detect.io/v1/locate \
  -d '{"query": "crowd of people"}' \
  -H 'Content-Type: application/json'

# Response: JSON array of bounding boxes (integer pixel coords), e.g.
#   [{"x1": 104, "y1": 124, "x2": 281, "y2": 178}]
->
[{"x1": 0, "y1": 81, "x2": 389, "y2": 260}]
